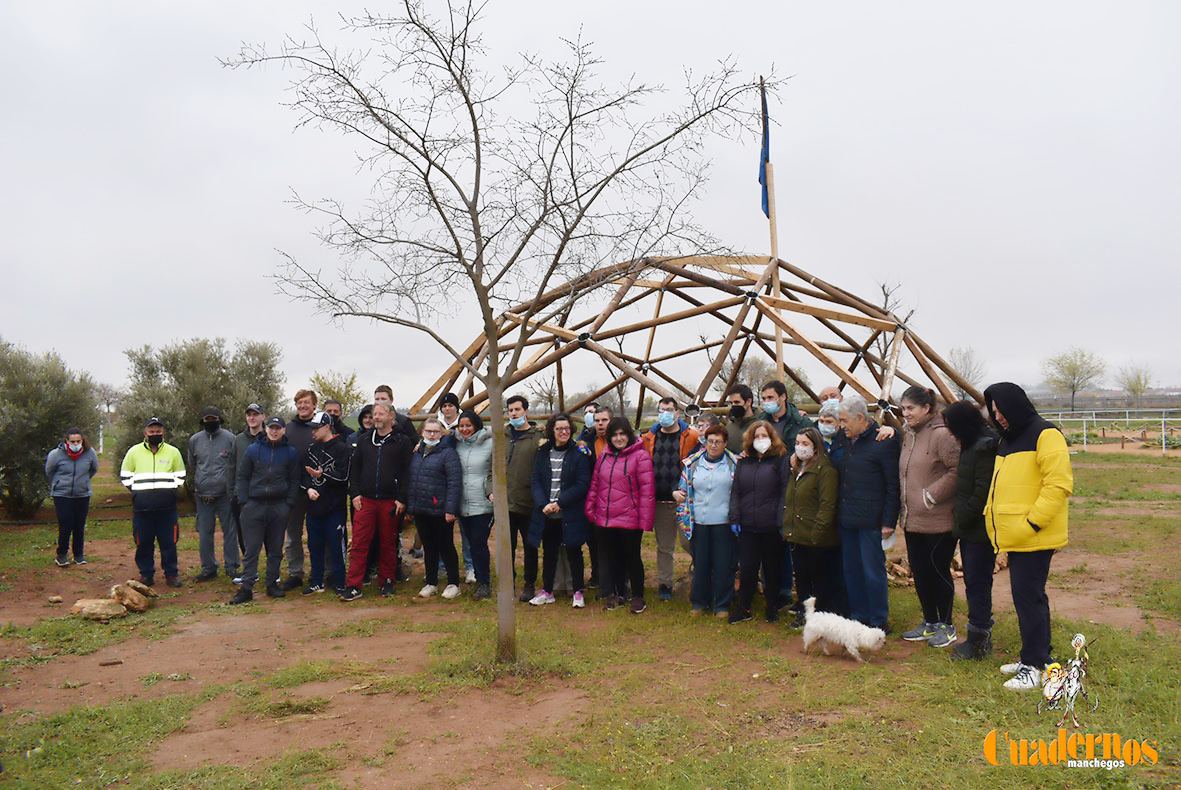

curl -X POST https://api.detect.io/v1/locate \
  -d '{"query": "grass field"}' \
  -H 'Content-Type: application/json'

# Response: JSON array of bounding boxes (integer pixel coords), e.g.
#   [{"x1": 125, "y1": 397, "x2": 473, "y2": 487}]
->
[{"x1": 0, "y1": 453, "x2": 1177, "y2": 788}]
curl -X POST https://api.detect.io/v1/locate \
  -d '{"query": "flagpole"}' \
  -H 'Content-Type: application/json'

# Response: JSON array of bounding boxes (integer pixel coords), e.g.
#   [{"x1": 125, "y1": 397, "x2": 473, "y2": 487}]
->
[{"x1": 761, "y1": 77, "x2": 786, "y2": 384}]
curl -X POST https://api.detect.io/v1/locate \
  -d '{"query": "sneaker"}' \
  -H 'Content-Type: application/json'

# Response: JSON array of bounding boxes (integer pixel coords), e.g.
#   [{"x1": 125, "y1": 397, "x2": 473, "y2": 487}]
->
[
  {"x1": 265, "y1": 584, "x2": 285, "y2": 598},
  {"x1": 728, "y1": 609, "x2": 752, "y2": 624},
  {"x1": 629, "y1": 596, "x2": 647, "y2": 614},
  {"x1": 658, "y1": 584, "x2": 673, "y2": 602},
  {"x1": 225, "y1": 567, "x2": 240, "y2": 579},
  {"x1": 279, "y1": 576, "x2": 303, "y2": 592},
  {"x1": 74, "y1": 555, "x2": 87, "y2": 565},
  {"x1": 229, "y1": 587, "x2": 253, "y2": 605},
  {"x1": 442, "y1": 584, "x2": 461, "y2": 600},
  {"x1": 418, "y1": 584, "x2": 438, "y2": 598},
  {"x1": 1003, "y1": 665, "x2": 1043, "y2": 691},
  {"x1": 572, "y1": 591, "x2": 586, "y2": 609},
  {"x1": 518, "y1": 585, "x2": 535, "y2": 603},
  {"x1": 339, "y1": 586, "x2": 363, "y2": 602},
  {"x1": 195, "y1": 569, "x2": 218, "y2": 582},
  {"x1": 603, "y1": 595, "x2": 620, "y2": 611},
  {"x1": 927, "y1": 622, "x2": 957, "y2": 649},
  {"x1": 380, "y1": 580, "x2": 395, "y2": 597},
  {"x1": 689, "y1": 608, "x2": 704, "y2": 618},
  {"x1": 231, "y1": 575, "x2": 243, "y2": 585},
  {"x1": 302, "y1": 584, "x2": 325, "y2": 596},
  {"x1": 465, "y1": 569, "x2": 476, "y2": 584},
  {"x1": 999, "y1": 661, "x2": 1024, "y2": 675},
  {"x1": 55, "y1": 555, "x2": 70, "y2": 567},
  {"x1": 165, "y1": 576, "x2": 182, "y2": 588},
  {"x1": 529, "y1": 590, "x2": 556, "y2": 606},
  {"x1": 473, "y1": 583, "x2": 491, "y2": 600},
  {"x1": 901, "y1": 621, "x2": 935, "y2": 642}
]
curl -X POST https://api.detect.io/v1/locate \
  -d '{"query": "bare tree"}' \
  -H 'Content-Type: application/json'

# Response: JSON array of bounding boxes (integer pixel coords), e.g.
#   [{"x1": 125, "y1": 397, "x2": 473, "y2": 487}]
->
[
  {"x1": 946, "y1": 347, "x2": 986, "y2": 400},
  {"x1": 1043, "y1": 348, "x2": 1105, "y2": 411},
  {"x1": 873, "y1": 281, "x2": 913, "y2": 361},
  {"x1": 701, "y1": 335, "x2": 808, "y2": 404},
  {"x1": 94, "y1": 382, "x2": 124, "y2": 424},
  {"x1": 1115, "y1": 364, "x2": 1152, "y2": 407},
  {"x1": 225, "y1": 2, "x2": 771, "y2": 661},
  {"x1": 523, "y1": 373, "x2": 558, "y2": 414}
]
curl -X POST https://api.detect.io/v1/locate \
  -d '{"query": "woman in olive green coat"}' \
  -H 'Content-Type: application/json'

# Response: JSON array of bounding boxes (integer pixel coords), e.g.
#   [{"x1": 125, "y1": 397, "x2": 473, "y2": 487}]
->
[{"x1": 782, "y1": 427, "x2": 843, "y2": 625}]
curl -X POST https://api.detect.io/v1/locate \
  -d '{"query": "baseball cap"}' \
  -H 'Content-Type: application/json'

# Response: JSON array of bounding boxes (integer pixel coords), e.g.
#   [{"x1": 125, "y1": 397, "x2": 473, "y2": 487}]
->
[
  {"x1": 264, "y1": 416, "x2": 286, "y2": 428},
  {"x1": 310, "y1": 411, "x2": 333, "y2": 428},
  {"x1": 200, "y1": 406, "x2": 223, "y2": 421},
  {"x1": 244, "y1": 403, "x2": 263, "y2": 415},
  {"x1": 144, "y1": 416, "x2": 165, "y2": 429}
]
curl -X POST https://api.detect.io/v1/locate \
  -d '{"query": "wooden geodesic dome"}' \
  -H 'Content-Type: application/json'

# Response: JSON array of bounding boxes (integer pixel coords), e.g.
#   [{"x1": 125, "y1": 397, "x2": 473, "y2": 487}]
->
[{"x1": 409, "y1": 255, "x2": 982, "y2": 421}]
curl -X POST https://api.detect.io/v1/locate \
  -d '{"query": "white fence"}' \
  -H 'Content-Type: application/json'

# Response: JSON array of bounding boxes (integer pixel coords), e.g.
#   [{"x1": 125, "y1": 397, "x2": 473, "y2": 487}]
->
[{"x1": 1045, "y1": 409, "x2": 1177, "y2": 454}]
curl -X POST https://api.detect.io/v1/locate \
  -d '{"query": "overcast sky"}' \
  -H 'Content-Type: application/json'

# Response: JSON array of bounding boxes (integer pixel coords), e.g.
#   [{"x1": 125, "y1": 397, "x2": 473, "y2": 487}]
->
[{"x1": 3, "y1": 1, "x2": 1178, "y2": 405}]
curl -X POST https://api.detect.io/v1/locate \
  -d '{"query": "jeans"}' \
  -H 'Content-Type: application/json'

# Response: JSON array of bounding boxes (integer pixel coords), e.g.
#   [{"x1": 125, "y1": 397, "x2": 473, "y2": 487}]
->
[
  {"x1": 283, "y1": 496, "x2": 308, "y2": 579},
  {"x1": 459, "y1": 513, "x2": 494, "y2": 585},
  {"x1": 1009, "y1": 549, "x2": 1055, "y2": 667},
  {"x1": 508, "y1": 510, "x2": 538, "y2": 587},
  {"x1": 306, "y1": 510, "x2": 347, "y2": 589},
  {"x1": 904, "y1": 530, "x2": 957, "y2": 624},
  {"x1": 195, "y1": 494, "x2": 240, "y2": 575},
  {"x1": 417, "y1": 514, "x2": 459, "y2": 587},
  {"x1": 53, "y1": 496, "x2": 89, "y2": 559},
  {"x1": 790, "y1": 543, "x2": 844, "y2": 615},
  {"x1": 959, "y1": 539, "x2": 996, "y2": 633},
  {"x1": 132, "y1": 508, "x2": 179, "y2": 582},
  {"x1": 840, "y1": 527, "x2": 888, "y2": 628},
  {"x1": 239, "y1": 500, "x2": 288, "y2": 591},
  {"x1": 736, "y1": 530, "x2": 783, "y2": 616},
  {"x1": 690, "y1": 523, "x2": 736, "y2": 613},
  {"x1": 603, "y1": 528, "x2": 644, "y2": 600},
  {"x1": 541, "y1": 518, "x2": 584, "y2": 593}
]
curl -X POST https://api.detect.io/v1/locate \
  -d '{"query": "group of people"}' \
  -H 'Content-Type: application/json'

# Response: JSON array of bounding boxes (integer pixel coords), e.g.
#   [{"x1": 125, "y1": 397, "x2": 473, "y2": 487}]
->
[{"x1": 48, "y1": 377, "x2": 1072, "y2": 693}]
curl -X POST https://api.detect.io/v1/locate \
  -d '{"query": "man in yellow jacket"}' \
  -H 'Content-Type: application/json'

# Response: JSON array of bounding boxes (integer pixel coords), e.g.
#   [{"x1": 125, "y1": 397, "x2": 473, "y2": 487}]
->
[
  {"x1": 121, "y1": 417, "x2": 187, "y2": 587},
  {"x1": 983, "y1": 383, "x2": 1073, "y2": 691}
]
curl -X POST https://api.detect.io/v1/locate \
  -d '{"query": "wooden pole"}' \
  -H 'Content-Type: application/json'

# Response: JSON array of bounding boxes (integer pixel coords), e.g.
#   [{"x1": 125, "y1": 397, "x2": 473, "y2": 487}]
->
[
  {"x1": 903, "y1": 333, "x2": 957, "y2": 404},
  {"x1": 878, "y1": 328, "x2": 906, "y2": 405}
]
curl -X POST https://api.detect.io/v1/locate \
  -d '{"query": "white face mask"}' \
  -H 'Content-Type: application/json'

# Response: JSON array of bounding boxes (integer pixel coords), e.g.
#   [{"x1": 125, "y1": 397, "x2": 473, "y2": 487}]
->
[
  {"x1": 67, "y1": 441, "x2": 83, "y2": 453},
  {"x1": 422, "y1": 438, "x2": 440, "y2": 447},
  {"x1": 752, "y1": 437, "x2": 772, "y2": 455},
  {"x1": 795, "y1": 444, "x2": 814, "y2": 461}
]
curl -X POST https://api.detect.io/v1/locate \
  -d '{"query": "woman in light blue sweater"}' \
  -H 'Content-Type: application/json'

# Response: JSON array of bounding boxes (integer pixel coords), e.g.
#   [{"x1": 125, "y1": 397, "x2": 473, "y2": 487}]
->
[{"x1": 674, "y1": 423, "x2": 739, "y2": 617}]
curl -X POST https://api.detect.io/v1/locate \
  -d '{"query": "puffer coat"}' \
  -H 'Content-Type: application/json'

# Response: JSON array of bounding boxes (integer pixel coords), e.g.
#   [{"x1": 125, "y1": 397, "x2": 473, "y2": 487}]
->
[
  {"x1": 454, "y1": 428, "x2": 494, "y2": 517},
  {"x1": 584, "y1": 439, "x2": 655, "y2": 531},
  {"x1": 898, "y1": 412, "x2": 960, "y2": 534},
  {"x1": 407, "y1": 443, "x2": 462, "y2": 517}
]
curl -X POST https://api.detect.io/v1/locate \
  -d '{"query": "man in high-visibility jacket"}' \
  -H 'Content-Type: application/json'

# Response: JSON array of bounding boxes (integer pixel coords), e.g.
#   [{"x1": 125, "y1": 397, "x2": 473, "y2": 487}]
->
[{"x1": 120, "y1": 417, "x2": 186, "y2": 587}]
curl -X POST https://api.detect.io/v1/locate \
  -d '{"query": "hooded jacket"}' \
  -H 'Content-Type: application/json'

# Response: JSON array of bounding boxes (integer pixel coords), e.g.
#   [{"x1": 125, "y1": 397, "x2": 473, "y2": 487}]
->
[
  {"x1": 529, "y1": 441, "x2": 594, "y2": 547},
  {"x1": 835, "y1": 419, "x2": 901, "y2": 530},
  {"x1": 236, "y1": 437, "x2": 300, "y2": 506},
  {"x1": 506, "y1": 422, "x2": 541, "y2": 515},
  {"x1": 349, "y1": 428, "x2": 413, "y2": 502},
  {"x1": 983, "y1": 383, "x2": 1072, "y2": 552},
  {"x1": 45, "y1": 444, "x2": 99, "y2": 498},
  {"x1": 953, "y1": 430, "x2": 998, "y2": 543},
  {"x1": 584, "y1": 439, "x2": 655, "y2": 531},
  {"x1": 729, "y1": 451, "x2": 791, "y2": 533},
  {"x1": 407, "y1": 442, "x2": 462, "y2": 517},
  {"x1": 187, "y1": 427, "x2": 236, "y2": 498},
  {"x1": 782, "y1": 453, "x2": 839, "y2": 547},
  {"x1": 898, "y1": 412, "x2": 960, "y2": 534},
  {"x1": 764, "y1": 401, "x2": 814, "y2": 448},
  {"x1": 301, "y1": 434, "x2": 352, "y2": 516},
  {"x1": 455, "y1": 427, "x2": 494, "y2": 517},
  {"x1": 285, "y1": 414, "x2": 318, "y2": 458}
]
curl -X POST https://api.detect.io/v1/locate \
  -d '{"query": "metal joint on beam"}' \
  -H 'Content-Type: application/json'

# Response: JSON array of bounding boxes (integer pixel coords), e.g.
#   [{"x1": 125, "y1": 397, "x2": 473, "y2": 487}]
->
[
  {"x1": 744, "y1": 291, "x2": 759, "y2": 302},
  {"x1": 640, "y1": 363, "x2": 650, "y2": 374},
  {"x1": 877, "y1": 399, "x2": 897, "y2": 416},
  {"x1": 577, "y1": 332, "x2": 592, "y2": 347}
]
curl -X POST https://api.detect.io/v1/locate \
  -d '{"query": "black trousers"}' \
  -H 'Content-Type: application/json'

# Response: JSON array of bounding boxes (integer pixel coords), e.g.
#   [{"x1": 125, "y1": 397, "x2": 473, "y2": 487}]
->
[
  {"x1": 603, "y1": 528, "x2": 644, "y2": 600},
  {"x1": 541, "y1": 518, "x2": 584, "y2": 593},
  {"x1": 959, "y1": 539, "x2": 996, "y2": 632},
  {"x1": 592, "y1": 523, "x2": 616, "y2": 597},
  {"x1": 54, "y1": 496, "x2": 89, "y2": 559},
  {"x1": 508, "y1": 510, "x2": 538, "y2": 586},
  {"x1": 240, "y1": 500, "x2": 288, "y2": 591},
  {"x1": 790, "y1": 542, "x2": 844, "y2": 615},
  {"x1": 736, "y1": 530, "x2": 783, "y2": 615},
  {"x1": 905, "y1": 530, "x2": 957, "y2": 624},
  {"x1": 417, "y1": 513, "x2": 458, "y2": 586},
  {"x1": 1009, "y1": 549, "x2": 1054, "y2": 667}
]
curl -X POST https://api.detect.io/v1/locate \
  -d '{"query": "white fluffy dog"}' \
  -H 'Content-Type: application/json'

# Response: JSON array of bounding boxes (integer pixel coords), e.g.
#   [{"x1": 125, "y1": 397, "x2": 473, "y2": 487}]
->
[{"x1": 800, "y1": 597, "x2": 886, "y2": 663}]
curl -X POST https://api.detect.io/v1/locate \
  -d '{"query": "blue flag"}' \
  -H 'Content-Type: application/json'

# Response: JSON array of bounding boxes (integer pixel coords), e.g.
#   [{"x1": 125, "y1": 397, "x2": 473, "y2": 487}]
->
[{"x1": 758, "y1": 80, "x2": 770, "y2": 218}]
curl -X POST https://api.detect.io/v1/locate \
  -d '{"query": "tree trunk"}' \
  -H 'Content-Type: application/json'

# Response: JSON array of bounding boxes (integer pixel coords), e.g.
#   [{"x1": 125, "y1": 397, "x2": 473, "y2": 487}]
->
[{"x1": 483, "y1": 375, "x2": 517, "y2": 663}]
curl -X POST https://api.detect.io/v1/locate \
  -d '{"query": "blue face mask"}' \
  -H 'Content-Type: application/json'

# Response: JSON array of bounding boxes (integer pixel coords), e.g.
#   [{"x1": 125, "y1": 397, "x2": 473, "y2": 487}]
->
[
  {"x1": 509, "y1": 415, "x2": 527, "y2": 429},
  {"x1": 584, "y1": 411, "x2": 595, "y2": 428},
  {"x1": 762, "y1": 400, "x2": 781, "y2": 416},
  {"x1": 657, "y1": 411, "x2": 676, "y2": 428},
  {"x1": 818, "y1": 422, "x2": 837, "y2": 438},
  {"x1": 822, "y1": 398, "x2": 841, "y2": 410}
]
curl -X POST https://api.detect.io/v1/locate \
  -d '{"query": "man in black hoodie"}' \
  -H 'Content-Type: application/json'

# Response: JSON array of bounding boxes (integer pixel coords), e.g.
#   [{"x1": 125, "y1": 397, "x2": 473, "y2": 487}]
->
[
  {"x1": 301, "y1": 412, "x2": 352, "y2": 595},
  {"x1": 342, "y1": 403, "x2": 413, "y2": 601},
  {"x1": 280, "y1": 389, "x2": 319, "y2": 591}
]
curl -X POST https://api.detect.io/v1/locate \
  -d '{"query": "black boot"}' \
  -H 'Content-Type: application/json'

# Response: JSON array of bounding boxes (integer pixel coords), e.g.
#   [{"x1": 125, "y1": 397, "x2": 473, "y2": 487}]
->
[{"x1": 951, "y1": 625, "x2": 992, "y2": 660}]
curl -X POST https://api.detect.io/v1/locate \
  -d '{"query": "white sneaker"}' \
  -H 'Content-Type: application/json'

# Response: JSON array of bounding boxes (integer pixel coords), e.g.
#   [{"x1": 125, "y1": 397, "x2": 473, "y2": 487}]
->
[
  {"x1": 465, "y1": 569, "x2": 476, "y2": 584},
  {"x1": 999, "y1": 661, "x2": 1023, "y2": 675},
  {"x1": 418, "y1": 584, "x2": 438, "y2": 598},
  {"x1": 1003, "y1": 665, "x2": 1043, "y2": 691},
  {"x1": 529, "y1": 590, "x2": 556, "y2": 606},
  {"x1": 441, "y1": 584, "x2": 461, "y2": 599},
  {"x1": 572, "y1": 591, "x2": 585, "y2": 609}
]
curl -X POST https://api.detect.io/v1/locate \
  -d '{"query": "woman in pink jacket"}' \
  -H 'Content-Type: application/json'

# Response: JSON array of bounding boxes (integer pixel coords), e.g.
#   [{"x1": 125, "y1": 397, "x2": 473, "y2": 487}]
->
[{"x1": 585, "y1": 416, "x2": 655, "y2": 613}]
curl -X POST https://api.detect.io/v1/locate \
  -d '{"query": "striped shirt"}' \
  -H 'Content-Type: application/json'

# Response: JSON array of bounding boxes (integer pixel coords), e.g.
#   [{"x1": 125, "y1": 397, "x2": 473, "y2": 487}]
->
[{"x1": 548, "y1": 448, "x2": 567, "y2": 502}]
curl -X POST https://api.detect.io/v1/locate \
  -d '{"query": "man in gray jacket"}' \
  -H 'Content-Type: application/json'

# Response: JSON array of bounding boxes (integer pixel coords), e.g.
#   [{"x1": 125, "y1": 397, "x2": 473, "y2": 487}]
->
[{"x1": 188, "y1": 406, "x2": 240, "y2": 581}]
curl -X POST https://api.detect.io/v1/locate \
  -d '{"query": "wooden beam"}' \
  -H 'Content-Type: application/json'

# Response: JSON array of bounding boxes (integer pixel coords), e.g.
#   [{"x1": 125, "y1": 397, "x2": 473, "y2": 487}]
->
[
  {"x1": 583, "y1": 340, "x2": 677, "y2": 400},
  {"x1": 593, "y1": 296, "x2": 745, "y2": 342},
  {"x1": 501, "y1": 312, "x2": 579, "y2": 342},
  {"x1": 878, "y1": 328, "x2": 906, "y2": 404},
  {"x1": 908, "y1": 331, "x2": 986, "y2": 404},
  {"x1": 750, "y1": 335, "x2": 821, "y2": 403},
  {"x1": 752, "y1": 302, "x2": 877, "y2": 402},
  {"x1": 903, "y1": 333, "x2": 957, "y2": 404},
  {"x1": 760, "y1": 295, "x2": 898, "y2": 332},
  {"x1": 566, "y1": 374, "x2": 629, "y2": 415}
]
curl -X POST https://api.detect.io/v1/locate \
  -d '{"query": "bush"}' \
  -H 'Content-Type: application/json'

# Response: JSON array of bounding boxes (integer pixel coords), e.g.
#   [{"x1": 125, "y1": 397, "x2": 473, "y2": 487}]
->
[
  {"x1": 115, "y1": 338, "x2": 284, "y2": 474},
  {"x1": 0, "y1": 340, "x2": 100, "y2": 519}
]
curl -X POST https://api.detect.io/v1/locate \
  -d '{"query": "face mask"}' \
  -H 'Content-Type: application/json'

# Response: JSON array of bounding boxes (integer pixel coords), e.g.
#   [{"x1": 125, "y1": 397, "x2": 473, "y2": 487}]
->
[
  {"x1": 698, "y1": 433, "x2": 707, "y2": 446},
  {"x1": 822, "y1": 398, "x2": 841, "y2": 411},
  {"x1": 584, "y1": 412, "x2": 595, "y2": 428},
  {"x1": 67, "y1": 441, "x2": 83, "y2": 453},
  {"x1": 509, "y1": 415, "x2": 527, "y2": 429},
  {"x1": 422, "y1": 438, "x2": 440, "y2": 447},
  {"x1": 761, "y1": 400, "x2": 781, "y2": 416},
  {"x1": 817, "y1": 422, "x2": 837, "y2": 438},
  {"x1": 728, "y1": 404, "x2": 746, "y2": 421},
  {"x1": 752, "y1": 437, "x2": 771, "y2": 454},
  {"x1": 657, "y1": 411, "x2": 675, "y2": 428},
  {"x1": 795, "y1": 444, "x2": 814, "y2": 461},
  {"x1": 203, "y1": 420, "x2": 220, "y2": 434},
  {"x1": 147, "y1": 435, "x2": 163, "y2": 447}
]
